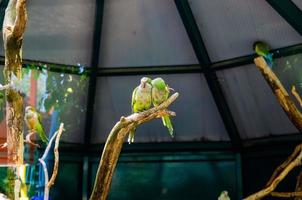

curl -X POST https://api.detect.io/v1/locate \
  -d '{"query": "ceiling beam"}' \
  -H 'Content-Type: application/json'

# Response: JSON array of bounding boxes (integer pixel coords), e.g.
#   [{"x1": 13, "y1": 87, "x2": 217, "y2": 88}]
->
[
  {"x1": 174, "y1": 0, "x2": 242, "y2": 150},
  {"x1": 83, "y1": 0, "x2": 105, "y2": 146},
  {"x1": 0, "y1": 43, "x2": 300, "y2": 76}
]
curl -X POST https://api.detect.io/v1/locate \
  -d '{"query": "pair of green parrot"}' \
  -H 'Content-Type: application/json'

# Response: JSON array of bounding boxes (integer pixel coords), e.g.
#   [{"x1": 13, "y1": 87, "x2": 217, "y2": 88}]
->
[{"x1": 129, "y1": 77, "x2": 174, "y2": 144}]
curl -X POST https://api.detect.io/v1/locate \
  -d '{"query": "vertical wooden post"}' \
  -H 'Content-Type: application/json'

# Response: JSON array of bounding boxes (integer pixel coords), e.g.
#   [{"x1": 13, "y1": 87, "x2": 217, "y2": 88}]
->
[{"x1": 3, "y1": 0, "x2": 27, "y2": 165}]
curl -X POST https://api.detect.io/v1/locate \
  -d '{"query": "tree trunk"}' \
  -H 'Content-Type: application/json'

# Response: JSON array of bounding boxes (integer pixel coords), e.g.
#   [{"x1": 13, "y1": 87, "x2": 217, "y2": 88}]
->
[{"x1": 3, "y1": 0, "x2": 27, "y2": 165}]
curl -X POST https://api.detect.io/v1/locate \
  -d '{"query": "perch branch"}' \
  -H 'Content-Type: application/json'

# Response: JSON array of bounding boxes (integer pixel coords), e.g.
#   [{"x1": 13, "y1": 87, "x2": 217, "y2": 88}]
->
[
  {"x1": 244, "y1": 57, "x2": 302, "y2": 200},
  {"x1": 38, "y1": 123, "x2": 64, "y2": 200},
  {"x1": 3, "y1": 0, "x2": 27, "y2": 166},
  {"x1": 47, "y1": 123, "x2": 64, "y2": 188},
  {"x1": 271, "y1": 191, "x2": 302, "y2": 198},
  {"x1": 89, "y1": 92, "x2": 179, "y2": 200},
  {"x1": 244, "y1": 147, "x2": 302, "y2": 200},
  {"x1": 295, "y1": 171, "x2": 302, "y2": 200},
  {"x1": 292, "y1": 86, "x2": 302, "y2": 109},
  {"x1": 25, "y1": 131, "x2": 40, "y2": 148},
  {"x1": 254, "y1": 57, "x2": 302, "y2": 132},
  {"x1": 265, "y1": 144, "x2": 302, "y2": 187}
]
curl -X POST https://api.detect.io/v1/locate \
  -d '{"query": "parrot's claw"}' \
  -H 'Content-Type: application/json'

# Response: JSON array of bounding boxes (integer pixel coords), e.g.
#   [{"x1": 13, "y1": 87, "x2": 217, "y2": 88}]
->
[{"x1": 0, "y1": 142, "x2": 7, "y2": 149}]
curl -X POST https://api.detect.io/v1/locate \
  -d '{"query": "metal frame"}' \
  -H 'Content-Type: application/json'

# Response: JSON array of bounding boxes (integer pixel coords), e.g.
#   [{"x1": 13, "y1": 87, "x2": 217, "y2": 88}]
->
[
  {"x1": 174, "y1": 0, "x2": 242, "y2": 150},
  {"x1": 267, "y1": 0, "x2": 302, "y2": 35},
  {"x1": 83, "y1": 0, "x2": 105, "y2": 147},
  {"x1": 0, "y1": 0, "x2": 300, "y2": 151}
]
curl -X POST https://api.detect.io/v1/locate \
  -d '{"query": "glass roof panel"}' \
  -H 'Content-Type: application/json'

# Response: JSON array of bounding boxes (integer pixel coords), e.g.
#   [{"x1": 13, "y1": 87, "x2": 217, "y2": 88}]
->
[
  {"x1": 217, "y1": 64, "x2": 298, "y2": 139},
  {"x1": 189, "y1": 0, "x2": 302, "y2": 62},
  {"x1": 0, "y1": 0, "x2": 96, "y2": 66},
  {"x1": 292, "y1": 0, "x2": 302, "y2": 10},
  {"x1": 99, "y1": 0, "x2": 198, "y2": 68}
]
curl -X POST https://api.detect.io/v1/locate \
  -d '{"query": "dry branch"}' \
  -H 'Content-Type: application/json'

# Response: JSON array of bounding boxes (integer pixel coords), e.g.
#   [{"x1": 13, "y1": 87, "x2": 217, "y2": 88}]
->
[
  {"x1": 244, "y1": 145, "x2": 302, "y2": 200},
  {"x1": 292, "y1": 86, "x2": 302, "y2": 109},
  {"x1": 243, "y1": 57, "x2": 302, "y2": 200},
  {"x1": 295, "y1": 171, "x2": 302, "y2": 200},
  {"x1": 254, "y1": 57, "x2": 302, "y2": 132},
  {"x1": 271, "y1": 191, "x2": 302, "y2": 198},
  {"x1": 38, "y1": 123, "x2": 64, "y2": 200},
  {"x1": 89, "y1": 93, "x2": 179, "y2": 200}
]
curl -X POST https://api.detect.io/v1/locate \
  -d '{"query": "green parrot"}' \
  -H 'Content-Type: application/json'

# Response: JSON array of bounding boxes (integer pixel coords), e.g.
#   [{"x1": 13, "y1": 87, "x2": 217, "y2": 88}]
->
[
  {"x1": 151, "y1": 77, "x2": 174, "y2": 137},
  {"x1": 129, "y1": 77, "x2": 153, "y2": 144},
  {"x1": 24, "y1": 106, "x2": 48, "y2": 144},
  {"x1": 253, "y1": 41, "x2": 273, "y2": 68},
  {"x1": 218, "y1": 191, "x2": 230, "y2": 200}
]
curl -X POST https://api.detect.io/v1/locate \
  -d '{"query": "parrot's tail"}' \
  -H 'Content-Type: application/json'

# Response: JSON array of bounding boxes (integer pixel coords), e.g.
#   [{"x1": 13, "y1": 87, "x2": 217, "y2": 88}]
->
[
  {"x1": 162, "y1": 116, "x2": 173, "y2": 137},
  {"x1": 128, "y1": 128, "x2": 136, "y2": 144},
  {"x1": 264, "y1": 53, "x2": 273, "y2": 69}
]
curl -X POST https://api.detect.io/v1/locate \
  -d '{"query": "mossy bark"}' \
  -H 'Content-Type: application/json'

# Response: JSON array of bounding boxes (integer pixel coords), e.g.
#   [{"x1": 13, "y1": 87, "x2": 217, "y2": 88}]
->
[{"x1": 3, "y1": 0, "x2": 27, "y2": 165}]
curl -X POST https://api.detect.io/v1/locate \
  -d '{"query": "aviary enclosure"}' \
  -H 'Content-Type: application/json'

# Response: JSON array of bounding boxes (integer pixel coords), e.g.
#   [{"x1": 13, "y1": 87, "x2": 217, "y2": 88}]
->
[{"x1": 0, "y1": 0, "x2": 302, "y2": 200}]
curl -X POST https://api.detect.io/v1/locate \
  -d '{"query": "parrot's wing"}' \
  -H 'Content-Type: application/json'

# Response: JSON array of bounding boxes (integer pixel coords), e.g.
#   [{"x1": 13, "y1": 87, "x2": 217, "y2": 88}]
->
[
  {"x1": 37, "y1": 112, "x2": 43, "y2": 124},
  {"x1": 131, "y1": 87, "x2": 138, "y2": 112},
  {"x1": 36, "y1": 112, "x2": 48, "y2": 143}
]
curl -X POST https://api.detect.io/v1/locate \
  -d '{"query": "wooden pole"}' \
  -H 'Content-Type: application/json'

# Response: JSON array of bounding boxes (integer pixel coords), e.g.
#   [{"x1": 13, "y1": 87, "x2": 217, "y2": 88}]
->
[{"x1": 3, "y1": 0, "x2": 27, "y2": 165}]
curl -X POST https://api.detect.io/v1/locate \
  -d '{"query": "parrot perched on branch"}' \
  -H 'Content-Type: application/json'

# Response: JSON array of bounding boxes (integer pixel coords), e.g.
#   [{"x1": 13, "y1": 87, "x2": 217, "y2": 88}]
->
[
  {"x1": 253, "y1": 41, "x2": 273, "y2": 68},
  {"x1": 129, "y1": 77, "x2": 153, "y2": 144},
  {"x1": 24, "y1": 106, "x2": 48, "y2": 144},
  {"x1": 151, "y1": 77, "x2": 174, "y2": 137}
]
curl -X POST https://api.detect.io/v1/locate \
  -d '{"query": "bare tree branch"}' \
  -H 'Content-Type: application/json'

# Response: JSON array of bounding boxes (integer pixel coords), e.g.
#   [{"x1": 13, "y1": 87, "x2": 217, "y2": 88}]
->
[
  {"x1": 244, "y1": 145, "x2": 302, "y2": 200},
  {"x1": 38, "y1": 123, "x2": 64, "y2": 200},
  {"x1": 292, "y1": 86, "x2": 302, "y2": 109},
  {"x1": 47, "y1": 124, "x2": 64, "y2": 188},
  {"x1": 271, "y1": 191, "x2": 302, "y2": 198},
  {"x1": 243, "y1": 57, "x2": 302, "y2": 200},
  {"x1": 89, "y1": 93, "x2": 179, "y2": 200},
  {"x1": 254, "y1": 57, "x2": 302, "y2": 132}
]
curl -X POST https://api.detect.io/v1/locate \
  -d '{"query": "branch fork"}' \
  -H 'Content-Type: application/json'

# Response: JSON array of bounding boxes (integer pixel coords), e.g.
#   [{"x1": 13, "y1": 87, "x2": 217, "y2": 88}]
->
[
  {"x1": 38, "y1": 123, "x2": 64, "y2": 200},
  {"x1": 244, "y1": 57, "x2": 302, "y2": 199}
]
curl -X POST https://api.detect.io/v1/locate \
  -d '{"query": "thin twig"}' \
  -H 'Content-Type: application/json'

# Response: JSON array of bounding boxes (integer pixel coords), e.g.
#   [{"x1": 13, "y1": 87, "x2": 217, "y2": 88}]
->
[
  {"x1": 38, "y1": 159, "x2": 49, "y2": 200},
  {"x1": 25, "y1": 131, "x2": 40, "y2": 148},
  {"x1": 38, "y1": 123, "x2": 64, "y2": 200},
  {"x1": 292, "y1": 86, "x2": 302, "y2": 108},
  {"x1": 41, "y1": 130, "x2": 59, "y2": 160},
  {"x1": 244, "y1": 145, "x2": 302, "y2": 200},
  {"x1": 47, "y1": 123, "x2": 64, "y2": 188},
  {"x1": 266, "y1": 144, "x2": 302, "y2": 187}
]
